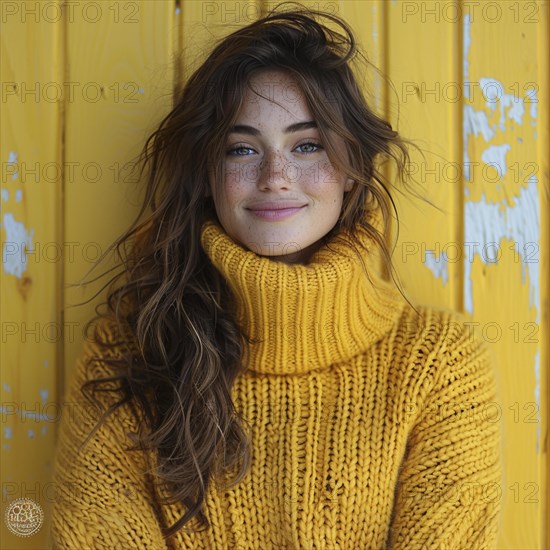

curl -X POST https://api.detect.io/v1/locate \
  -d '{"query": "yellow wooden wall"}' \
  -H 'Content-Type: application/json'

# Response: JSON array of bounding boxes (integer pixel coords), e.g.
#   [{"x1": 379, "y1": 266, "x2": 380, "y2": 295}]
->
[{"x1": 1, "y1": 1, "x2": 547, "y2": 548}]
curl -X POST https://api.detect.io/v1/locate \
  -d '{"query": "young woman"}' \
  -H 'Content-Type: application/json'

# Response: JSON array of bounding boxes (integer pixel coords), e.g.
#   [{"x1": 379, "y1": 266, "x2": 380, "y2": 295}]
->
[{"x1": 51, "y1": 4, "x2": 503, "y2": 549}]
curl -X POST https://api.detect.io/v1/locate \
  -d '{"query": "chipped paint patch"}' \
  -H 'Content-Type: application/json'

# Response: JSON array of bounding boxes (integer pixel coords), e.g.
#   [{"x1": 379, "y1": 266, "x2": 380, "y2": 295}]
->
[
  {"x1": 463, "y1": 105, "x2": 495, "y2": 142},
  {"x1": 463, "y1": 105, "x2": 495, "y2": 180},
  {"x1": 7, "y1": 151, "x2": 18, "y2": 180},
  {"x1": 479, "y1": 77, "x2": 525, "y2": 129},
  {"x1": 1, "y1": 213, "x2": 35, "y2": 278},
  {"x1": 534, "y1": 350, "x2": 540, "y2": 452},
  {"x1": 527, "y1": 86, "x2": 538, "y2": 124},
  {"x1": 481, "y1": 144, "x2": 512, "y2": 178},
  {"x1": 39, "y1": 389, "x2": 49, "y2": 403},
  {"x1": 464, "y1": 175, "x2": 540, "y2": 324},
  {"x1": 423, "y1": 250, "x2": 449, "y2": 286},
  {"x1": 1, "y1": 189, "x2": 8, "y2": 202}
]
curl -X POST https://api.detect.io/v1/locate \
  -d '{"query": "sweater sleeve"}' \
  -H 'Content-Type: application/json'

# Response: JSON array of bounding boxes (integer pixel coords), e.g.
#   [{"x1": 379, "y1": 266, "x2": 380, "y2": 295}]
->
[
  {"x1": 50, "y1": 337, "x2": 169, "y2": 550},
  {"x1": 386, "y1": 313, "x2": 504, "y2": 550}
]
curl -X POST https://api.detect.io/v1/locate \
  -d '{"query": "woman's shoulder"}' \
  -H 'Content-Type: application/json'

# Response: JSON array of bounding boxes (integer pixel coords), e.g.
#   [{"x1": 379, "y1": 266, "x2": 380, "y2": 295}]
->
[
  {"x1": 389, "y1": 303, "x2": 498, "y2": 392},
  {"x1": 396, "y1": 302, "x2": 490, "y2": 354}
]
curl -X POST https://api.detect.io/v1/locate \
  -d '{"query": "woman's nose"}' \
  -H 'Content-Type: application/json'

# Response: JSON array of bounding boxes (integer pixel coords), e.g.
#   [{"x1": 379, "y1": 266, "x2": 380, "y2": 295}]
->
[{"x1": 257, "y1": 150, "x2": 294, "y2": 191}]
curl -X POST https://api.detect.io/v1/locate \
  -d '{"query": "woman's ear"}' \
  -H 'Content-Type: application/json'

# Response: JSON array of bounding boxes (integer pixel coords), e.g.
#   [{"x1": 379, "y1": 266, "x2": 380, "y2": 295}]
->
[{"x1": 344, "y1": 178, "x2": 354, "y2": 192}]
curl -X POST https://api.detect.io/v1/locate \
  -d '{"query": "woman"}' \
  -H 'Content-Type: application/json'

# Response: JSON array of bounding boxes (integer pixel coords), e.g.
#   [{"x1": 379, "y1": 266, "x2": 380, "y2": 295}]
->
[{"x1": 51, "y1": 3, "x2": 503, "y2": 549}]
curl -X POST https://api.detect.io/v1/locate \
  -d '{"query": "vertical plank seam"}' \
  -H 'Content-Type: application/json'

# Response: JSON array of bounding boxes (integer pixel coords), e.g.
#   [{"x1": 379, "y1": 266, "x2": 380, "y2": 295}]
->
[
  {"x1": 55, "y1": 0, "x2": 69, "y2": 441},
  {"x1": 456, "y1": 0, "x2": 464, "y2": 313}
]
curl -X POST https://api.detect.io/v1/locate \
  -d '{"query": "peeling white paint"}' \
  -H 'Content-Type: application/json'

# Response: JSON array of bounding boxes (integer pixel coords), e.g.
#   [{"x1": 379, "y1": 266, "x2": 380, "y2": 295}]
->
[
  {"x1": 423, "y1": 250, "x2": 448, "y2": 286},
  {"x1": 43, "y1": 359, "x2": 49, "y2": 368},
  {"x1": 41, "y1": 426, "x2": 48, "y2": 436},
  {"x1": 1, "y1": 189, "x2": 8, "y2": 202},
  {"x1": 534, "y1": 350, "x2": 540, "y2": 452},
  {"x1": 463, "y1": 105, "x2": 495, "y2": 180},
  {"x1": 39, "y1": 389, "x2": 49, "y2": 403},
  {"x1": 463, "y1": 106, "x2": 495, "y2": 142},
  {"x1": 479, "y1": 77, "x2": 525, "y2": 129},
  {"x1": 464, "y1": 175, "x2": 540, "y2": 324},
  {"x1": 527, "y1": 86, "x2": 538, "y2": 121},
  {"x1": 4, "y1": 427, "x2": 12, "y2": 439},
  {"x1": 7, "y1": 151, "x2": 18, "y2": 180},
  {"x1": 15, "y1": 189, "x2": 22, "y2": 202},
  {"x1": 481, "y1": 144, "x2": 511, "y2": 178},
  {"x1": 1, "y1": 212, "x2": 35, "y2": 278},
  {"x1": 28, "y1": 429, "x2": 35, "y2": 439},
  {"x1": 462, "y1": 19, "x2": 540, "y2": 358},
  {"x1": 2, "y1": 383, "x2": 10, "y2": 393}
]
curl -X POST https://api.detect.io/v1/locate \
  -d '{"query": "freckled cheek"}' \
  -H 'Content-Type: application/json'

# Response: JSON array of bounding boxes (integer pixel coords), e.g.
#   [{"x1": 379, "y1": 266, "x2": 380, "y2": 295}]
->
[
  {"x1": 225, "y1": 161, "x2": 260, "y2": 186},
  {"x1": 300, "y1": 167, "x2": 336, "y2": 197},
  {"x1": 221, "y1": 175, "x2": 252, "y2": 208},
  {"x1": 299, "y1": 159, "x2": 334, "y2": 187}
]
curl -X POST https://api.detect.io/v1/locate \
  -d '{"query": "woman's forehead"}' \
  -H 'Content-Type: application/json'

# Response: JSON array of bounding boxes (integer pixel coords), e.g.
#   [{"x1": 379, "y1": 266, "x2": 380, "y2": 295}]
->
[{"x1": 236, "y1": 72, "x2": 311, "y2": 119}]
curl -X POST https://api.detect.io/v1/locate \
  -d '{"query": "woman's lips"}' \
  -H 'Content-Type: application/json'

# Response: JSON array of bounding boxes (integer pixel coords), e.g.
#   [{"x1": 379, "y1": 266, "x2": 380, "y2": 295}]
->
[{"x1": 248, "y1": 205, "x2": 307, "y2": 220}]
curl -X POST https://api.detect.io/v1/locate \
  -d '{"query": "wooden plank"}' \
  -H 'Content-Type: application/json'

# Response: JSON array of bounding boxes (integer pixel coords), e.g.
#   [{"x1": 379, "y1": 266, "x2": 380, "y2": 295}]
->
[
  {"x1": 385, "y1": 0, "x2": 460, "y2": 309},
  {"x1": 461, "y1": 1, "x2": 547, "y2": 547},
  {"x1": 1, "y1": 1, "x2": 63, "y2": 547},
  {"x1": 63, "y1": 0, "x2": 176, "y2": 392}
]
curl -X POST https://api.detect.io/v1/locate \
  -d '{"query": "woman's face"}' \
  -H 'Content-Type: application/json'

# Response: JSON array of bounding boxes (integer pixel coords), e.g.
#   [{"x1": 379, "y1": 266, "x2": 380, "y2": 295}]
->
[{"x1": 209, "y1": 69, "x2": 353, "y2": 264}]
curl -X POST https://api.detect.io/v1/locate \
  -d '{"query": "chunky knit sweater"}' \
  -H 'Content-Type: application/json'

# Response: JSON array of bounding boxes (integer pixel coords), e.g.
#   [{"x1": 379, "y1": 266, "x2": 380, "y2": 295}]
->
[{"x1": 51, "y1": 211, "x2": 503, "y2": 549}]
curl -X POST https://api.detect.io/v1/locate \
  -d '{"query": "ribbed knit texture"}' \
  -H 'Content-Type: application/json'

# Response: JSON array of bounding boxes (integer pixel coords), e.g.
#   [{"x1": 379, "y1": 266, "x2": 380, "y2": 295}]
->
[{"x1": 51, "y1": 211, "x2": 503, "y2": 549}]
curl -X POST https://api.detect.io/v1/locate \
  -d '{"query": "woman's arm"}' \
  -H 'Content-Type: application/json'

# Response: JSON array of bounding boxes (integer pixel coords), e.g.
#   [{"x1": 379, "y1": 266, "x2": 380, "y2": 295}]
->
[
  {"x1": 50, "y1": 339, "x2": 169, "y2": 550},
  {"x1": 386, "y1": 315, "x2": 504, "y2": 550}
]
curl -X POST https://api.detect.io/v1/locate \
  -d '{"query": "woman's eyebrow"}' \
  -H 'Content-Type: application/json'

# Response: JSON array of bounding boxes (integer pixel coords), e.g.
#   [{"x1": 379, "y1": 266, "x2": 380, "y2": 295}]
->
[{"x1": 228, "y1": 121, "x2": 318, "y2": 136}]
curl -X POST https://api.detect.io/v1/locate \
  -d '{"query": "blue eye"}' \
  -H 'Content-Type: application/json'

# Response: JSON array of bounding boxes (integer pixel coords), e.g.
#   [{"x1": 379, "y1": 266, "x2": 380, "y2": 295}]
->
[
  {"x1": 226, "y1": 145, "x2": 255, "y2": 156},
  {"x1": 296, "y1": 142, "x2": 323, "y2": 154}
]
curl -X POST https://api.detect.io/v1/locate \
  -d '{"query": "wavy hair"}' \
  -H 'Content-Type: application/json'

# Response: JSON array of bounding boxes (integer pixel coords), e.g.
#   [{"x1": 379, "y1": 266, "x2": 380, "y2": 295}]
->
[{"x1": 73, "y1": 1, "x2": 426, "y2": 540}]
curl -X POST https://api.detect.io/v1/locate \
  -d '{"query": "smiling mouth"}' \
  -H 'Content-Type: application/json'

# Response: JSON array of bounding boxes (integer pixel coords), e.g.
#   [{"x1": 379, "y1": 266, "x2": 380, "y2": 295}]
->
[{"x1": 247, "y1": 205, "x2": 307, "y2": 220}]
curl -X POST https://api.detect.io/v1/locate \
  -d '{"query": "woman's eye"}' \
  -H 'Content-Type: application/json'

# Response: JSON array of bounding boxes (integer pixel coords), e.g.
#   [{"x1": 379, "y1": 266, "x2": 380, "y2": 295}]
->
[
  {"x1": 296, "y1": 141, "x2": 323, "y2": 154},
  {"x1": 226, "y1": 145, "x2": 255, "y2": 156}
]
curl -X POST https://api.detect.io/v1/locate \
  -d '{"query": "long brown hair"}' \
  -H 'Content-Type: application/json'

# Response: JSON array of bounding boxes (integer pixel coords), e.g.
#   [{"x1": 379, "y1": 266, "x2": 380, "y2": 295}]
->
[{"x1": 73, "y1": 1, "x2": 425, "y2": 539}]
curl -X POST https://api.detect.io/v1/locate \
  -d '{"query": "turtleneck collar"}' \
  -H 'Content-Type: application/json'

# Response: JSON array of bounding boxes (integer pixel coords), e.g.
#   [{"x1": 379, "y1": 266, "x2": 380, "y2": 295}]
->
[{"x1": 200, "y1": 208, "x2": 407, "y2": 376}]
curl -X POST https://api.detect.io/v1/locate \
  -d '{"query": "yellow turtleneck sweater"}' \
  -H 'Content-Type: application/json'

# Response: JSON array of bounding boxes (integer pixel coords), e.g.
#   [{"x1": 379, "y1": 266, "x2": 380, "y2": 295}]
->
[{"x1": 51, "y1": 212, "x2": 503, "y2": 549}]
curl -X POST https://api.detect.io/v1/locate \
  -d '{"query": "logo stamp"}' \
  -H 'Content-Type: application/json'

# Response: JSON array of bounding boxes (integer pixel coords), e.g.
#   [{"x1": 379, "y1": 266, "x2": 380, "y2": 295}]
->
[{"x1": 4, "y1": 498, "x2": 44, "y2": 537}]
